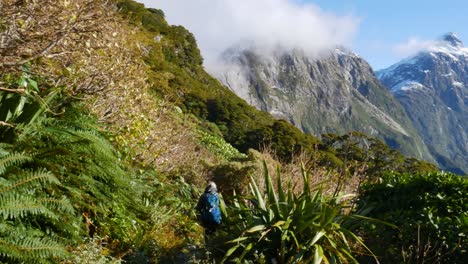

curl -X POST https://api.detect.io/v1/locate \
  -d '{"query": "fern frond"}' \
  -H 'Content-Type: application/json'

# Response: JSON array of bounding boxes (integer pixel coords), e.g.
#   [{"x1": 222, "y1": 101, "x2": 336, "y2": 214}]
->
[
  {"x1": 0, "y1": 194, "x2": 58, "y2": 220},
  {"x1": 51, "y1": 127, "x2": 118, "y2": 162},
  {"x1": 37, "y1": 196, "x2": 74, "y2": 214},
  {"x1": 0, "y1": 233, "x2": 67, "y2": 262},
  {"x1": 0, "y1": 143, "x2": 13, "y2": 155},
  {"x1": 0, "y1": 152, "x2": 32, "y2": 175},
  {"x1": 0, "y1": 169, "x2": 59, "y2": 194}
]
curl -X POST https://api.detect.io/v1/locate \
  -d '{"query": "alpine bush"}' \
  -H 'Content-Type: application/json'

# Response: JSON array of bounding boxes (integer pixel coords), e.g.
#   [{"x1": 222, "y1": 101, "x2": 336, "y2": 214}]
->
[{"x1": 358, "y1": 172, "x2": 468, "y2": 263}]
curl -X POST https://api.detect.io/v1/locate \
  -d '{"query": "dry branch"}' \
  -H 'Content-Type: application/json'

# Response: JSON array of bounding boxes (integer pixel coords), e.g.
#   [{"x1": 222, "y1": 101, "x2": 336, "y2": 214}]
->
[{"x1": 0, "y1": 87, "x2": 25, "y2": 94}]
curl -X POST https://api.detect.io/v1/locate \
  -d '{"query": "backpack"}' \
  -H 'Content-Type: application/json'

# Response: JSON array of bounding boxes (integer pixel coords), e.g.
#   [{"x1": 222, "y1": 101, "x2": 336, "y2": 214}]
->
[{"x1": 197, "y1": 192, "x2": 222, "y2": 227}]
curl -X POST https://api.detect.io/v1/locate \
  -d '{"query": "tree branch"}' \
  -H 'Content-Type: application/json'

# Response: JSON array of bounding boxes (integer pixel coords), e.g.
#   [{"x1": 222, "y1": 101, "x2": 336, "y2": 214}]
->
[
  {"x1": 0, "y1": 121, "x2": 14, "y2": 128},
  {"x1": 0, "y1": 87, "x2": 26, "y2": 94},
  {"x1": 3, "y1": 28, "x2": 73, "y2": 67}
]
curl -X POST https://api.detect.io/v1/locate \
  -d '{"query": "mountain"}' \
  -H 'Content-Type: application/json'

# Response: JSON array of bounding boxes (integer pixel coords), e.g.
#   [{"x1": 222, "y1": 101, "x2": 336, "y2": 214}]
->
[
  {"x1": 377, "y1": 33, "x2": 468, "y2": 174},
  {"x1": 216, "y1": 47, "x2": 434, "y2": 162}
]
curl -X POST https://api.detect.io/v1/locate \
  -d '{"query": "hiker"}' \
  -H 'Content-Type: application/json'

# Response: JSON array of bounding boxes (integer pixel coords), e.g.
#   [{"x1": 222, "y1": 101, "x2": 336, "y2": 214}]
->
[{"x1": 196, "y1": 181, "x2": 222, "y2": 235}]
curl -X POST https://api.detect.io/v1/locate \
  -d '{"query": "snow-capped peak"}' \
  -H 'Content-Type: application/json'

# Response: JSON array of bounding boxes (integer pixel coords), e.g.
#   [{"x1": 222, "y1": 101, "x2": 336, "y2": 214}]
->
[
  {"x1": 441, "y1": 32, "x2": 463, "y2": 48},
  {"x1": 424, "y1": 33, "x2": 468, "y2": 62},
  {"x1": 333, "y1": 46, "x2": 360, "y2": 58},
  {"x1": 378, "y1": 33, "x2": 468, "y2": 80}
]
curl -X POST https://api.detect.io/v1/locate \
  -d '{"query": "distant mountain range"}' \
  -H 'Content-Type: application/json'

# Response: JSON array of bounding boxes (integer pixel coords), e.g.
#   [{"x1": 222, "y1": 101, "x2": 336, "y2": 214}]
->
[
  {"x1": 217, "y1": 47, "x2": 433, "y2": 163},
  {"x1": 377, "y1": 33, "x2": 468, "y2": 174},
  {"x1": 215, "y1": 33, "x2": 467, "y2": 174}
]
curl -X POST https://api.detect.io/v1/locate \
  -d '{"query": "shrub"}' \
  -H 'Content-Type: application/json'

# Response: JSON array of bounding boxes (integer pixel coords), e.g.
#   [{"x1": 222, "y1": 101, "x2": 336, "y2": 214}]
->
[
  {"x1": 200, "y1": 132, "x2": 247, "y2": 162},
  {"x1": 358, "y1": 172, "x2": 468, "y2": 263}
]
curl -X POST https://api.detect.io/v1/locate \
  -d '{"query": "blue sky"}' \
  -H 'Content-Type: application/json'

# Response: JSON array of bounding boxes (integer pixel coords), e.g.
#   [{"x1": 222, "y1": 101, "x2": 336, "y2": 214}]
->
[
  {"x1": 150, "y1": 0, "x2": 467, "y2": 71},
  {"x1": 306, "y1": 0, "x2": 468, "y2": 69}
]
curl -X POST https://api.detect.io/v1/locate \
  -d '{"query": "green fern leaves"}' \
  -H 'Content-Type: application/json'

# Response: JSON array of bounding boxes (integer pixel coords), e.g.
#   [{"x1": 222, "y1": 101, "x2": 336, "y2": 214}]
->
[
  {"x1": 0, "y1": 152, "x2": 32, "y2": 175},
  {"x1": 0, "y1": 226, "x2": 67, "y2": 263},
  {"x1": 0, "y1": 150, "x2": 72, "y2": 263}
]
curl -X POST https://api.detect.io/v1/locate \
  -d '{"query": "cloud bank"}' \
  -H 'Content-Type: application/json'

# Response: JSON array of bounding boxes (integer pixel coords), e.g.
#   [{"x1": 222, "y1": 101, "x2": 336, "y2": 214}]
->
[
  {"x1": 141, "y1": 0, "x2": 359, "y2": 71},
  {"x1": 393, "y1": 37, "x2": 440, "y2": 57}
]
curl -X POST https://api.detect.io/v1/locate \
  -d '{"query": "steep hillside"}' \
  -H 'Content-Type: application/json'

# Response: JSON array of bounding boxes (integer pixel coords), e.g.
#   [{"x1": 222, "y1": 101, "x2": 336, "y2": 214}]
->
[
  {"x1": 378, "y1": 33, "x2": 468, "y2": 174},
  {"x1": 217, "y1": 48, "x2": 434, "y2": 162},
  {"x1": 115, "y1": 0, "x2": 326, "y2": 162}
]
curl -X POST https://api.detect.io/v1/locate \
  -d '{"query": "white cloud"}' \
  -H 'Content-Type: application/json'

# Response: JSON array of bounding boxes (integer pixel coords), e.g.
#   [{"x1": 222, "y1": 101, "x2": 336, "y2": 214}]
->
[
  {"x1": 393, "y1": 37, "x2": 439, "y2": 57},
  {"x1": 139, "y1": 0, "x2": 359, "y2": 71}
]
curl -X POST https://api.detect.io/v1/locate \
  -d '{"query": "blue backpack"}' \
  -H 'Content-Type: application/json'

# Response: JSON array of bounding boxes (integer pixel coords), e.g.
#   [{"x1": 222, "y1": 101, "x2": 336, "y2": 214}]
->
[{"x1": 197, "y1": 192, "x2": 222, "y2": 227}]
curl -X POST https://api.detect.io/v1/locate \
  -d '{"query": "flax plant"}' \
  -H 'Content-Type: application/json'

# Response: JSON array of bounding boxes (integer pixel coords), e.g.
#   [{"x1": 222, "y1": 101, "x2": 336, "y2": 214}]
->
[{"x1": 221, "y1": 162, "x2": 378, "y2": 264}]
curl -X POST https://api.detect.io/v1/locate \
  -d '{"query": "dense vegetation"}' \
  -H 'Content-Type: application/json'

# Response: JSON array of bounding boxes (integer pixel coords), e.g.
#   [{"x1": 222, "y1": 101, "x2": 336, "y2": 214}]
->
[
  {"x1": 358, "y1": 172, "x2": 467, "y2": 264},
  {"x1": 0, "y1": 0, "x2": 466, "y2": 263}
]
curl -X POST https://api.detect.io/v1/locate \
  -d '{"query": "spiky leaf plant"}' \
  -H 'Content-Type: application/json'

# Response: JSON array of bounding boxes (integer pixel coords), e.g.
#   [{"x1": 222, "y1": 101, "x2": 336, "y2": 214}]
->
[
  {"x1": 0, "y1": 150, "x2": 74, "y2": 263},
  {"x1": 0, "y1": 66, "x2": 60, "y2": 143},
  {"x1": 220, "y1": 162, "x2": 378, "y2": 263}
]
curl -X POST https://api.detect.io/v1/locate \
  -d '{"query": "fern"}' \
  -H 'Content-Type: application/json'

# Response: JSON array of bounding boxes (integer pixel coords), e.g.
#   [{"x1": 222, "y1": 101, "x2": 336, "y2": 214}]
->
[
  {"x1": 0, "y1": 169, "x2": 59, "y2": 194},
  {"x1": 0, "y1": 194, "x2": 73, "y2": 220},
  {"x1": 12, "y1": 112, "x2": 144, "y2": 246},
  {"x1": 0, "y1": 151, "x2": 73, "y2": 263},
  {"x1": 3, "y1": 104, "x2": 147, "y2": 257},
  {"x1": 0, "y1": 227, "x2": 67, "y2": 263},
  {"x1": 0, "y1": 152, "x2": 32, "y2": 175}
]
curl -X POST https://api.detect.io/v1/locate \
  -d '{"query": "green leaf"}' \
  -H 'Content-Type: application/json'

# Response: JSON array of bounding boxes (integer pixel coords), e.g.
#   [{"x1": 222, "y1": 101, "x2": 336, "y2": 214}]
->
[
  {"x1": 249, "y1": 176, "x2": 266, "y2": 211},
  {"x1": 27, "y1": 78, "x2": 38, "y2": 92},
  {"x1": 313, "y1": 244, "x2": 324, "y2": 264},
  {"x1": 228, "y1": 237, "x2": 249, "y2": 244},
  {"x1": 221, "y1": 244, "x2": 240, "y2": 264},
  {"x1": 276, "y1": 165, "x2": 286, "y2": 202},
  {"x1": 263, "y1": 161, "x2": 278, "y2": 210},
  {"x1": 246, "y1": 224, "x2": 266, "y2": 233},
  {"x1": 28, "y1": 90, "x2": 59, "y2": 125},
  {"x1": 219, "y1": 193, "x2": 228, "y2": 218},
  {"x1": 272, "y1": 220, "x2": 286, "y2": 228},
  {"x1": 237, "y1": 243, "x2": 253, "y2": 263},
  {"x1": 310, "y1": 230, "x2": 326, "y2": 246}
]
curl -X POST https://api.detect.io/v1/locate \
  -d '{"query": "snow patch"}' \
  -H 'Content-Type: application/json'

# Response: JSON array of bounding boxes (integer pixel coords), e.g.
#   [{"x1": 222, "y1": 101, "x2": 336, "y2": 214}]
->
[
  {"x1": 428, "y1": 44, "x2": 468, "y2": 59},
  {"x1": 390, "y1": 80, "x2": 425, "y2": 92},
  {"x1": 377, "y1": 56, "x2": 421, "y2": 79},
  {"x1": 334, "y1": 48, "x2": 360, "y2": 58}
]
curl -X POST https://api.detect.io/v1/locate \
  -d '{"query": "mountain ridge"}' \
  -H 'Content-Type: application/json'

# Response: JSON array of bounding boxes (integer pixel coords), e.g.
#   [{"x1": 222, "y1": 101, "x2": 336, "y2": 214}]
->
[
  {"x1": 216, "y1": 46, "x2": 434, "y2": 162},
  {"x1": 377, "y1": 33, "x2": 468, "y2": 174}
]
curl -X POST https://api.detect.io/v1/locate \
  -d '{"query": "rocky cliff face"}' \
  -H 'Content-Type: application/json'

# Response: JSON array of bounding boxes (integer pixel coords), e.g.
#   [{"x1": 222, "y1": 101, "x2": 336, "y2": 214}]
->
[
  {"x1": 216, "y1": 48, "x2": 433, "y2": 162},
  {"x1": 377, "y1": 33, "x2": 468, "y2": 174}
]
